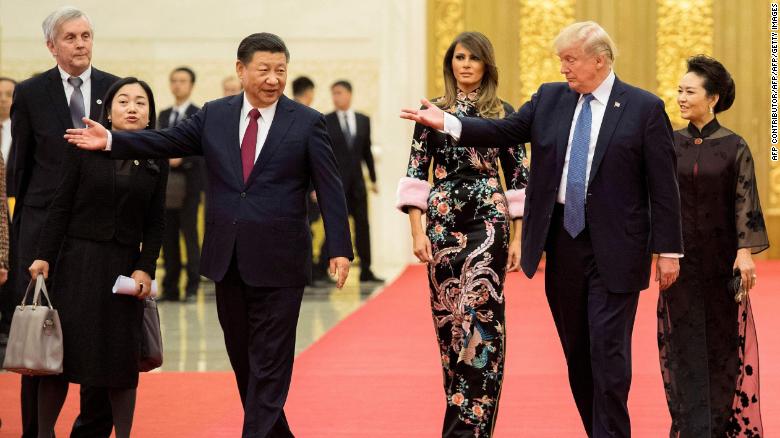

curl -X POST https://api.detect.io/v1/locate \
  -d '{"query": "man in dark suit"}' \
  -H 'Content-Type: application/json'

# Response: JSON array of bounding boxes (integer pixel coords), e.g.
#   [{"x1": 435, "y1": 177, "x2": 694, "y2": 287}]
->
[
  {"x1": 402, "y1": 21, "x2": 683, "y2": 438},
  {"x1": 66, "y1": 33, "x2": 353, "y2": 437},
  {"x1": 157, "y1": 66, "x2": 204, "y2": 301},
  {"x1": 7, "y1": 7, "x2": 116, "y2": 438},
  {"x1": 319, "y1": 80, "x2": 382, "y2": 283}
]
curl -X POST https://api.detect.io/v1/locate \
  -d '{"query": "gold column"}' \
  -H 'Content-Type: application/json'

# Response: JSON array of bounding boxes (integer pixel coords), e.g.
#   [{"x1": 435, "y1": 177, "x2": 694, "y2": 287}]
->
[
  {"x1": 656, "y1": 0, "x2": 714, "y2": 127},
  {"x1": 517, "y1": 0, "x2": 576, "y2": 104},
  {"x1": 426, "y1": 0, "x2": 465, "y2": 98}
]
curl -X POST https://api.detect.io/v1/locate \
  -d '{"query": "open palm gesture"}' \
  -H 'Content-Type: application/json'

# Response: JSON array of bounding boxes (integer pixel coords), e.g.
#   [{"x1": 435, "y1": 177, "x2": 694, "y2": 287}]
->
[{"x1": 64, "y1": 117, "x2": 109, "y2": 150}]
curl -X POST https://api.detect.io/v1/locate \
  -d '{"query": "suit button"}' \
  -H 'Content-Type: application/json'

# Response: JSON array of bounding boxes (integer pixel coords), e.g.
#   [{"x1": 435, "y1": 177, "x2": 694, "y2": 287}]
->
[
  {"x1": 232, "y1": 220, "x2": 237, "y2": 225},
  {"x1": 587, "y1": 192, "x2": 592, "y2": 197},
  {"x1": 240, "y1": 192, "x2": 246, "y2": 198}
]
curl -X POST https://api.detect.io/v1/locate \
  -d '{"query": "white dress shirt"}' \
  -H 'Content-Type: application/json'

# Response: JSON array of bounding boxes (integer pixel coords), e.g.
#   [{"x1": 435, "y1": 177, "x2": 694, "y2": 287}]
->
[
  {"x1": 1, "y1": 118, "x2": 11, "y2": 163},
  {"x1": 336, "y1": 109, "x2": 357, "y2": 138},
  {"x1": 168, "y1": 101, "x2": 193, "y2": 126},
  {"x1": 58, "y1": 65, "x2": 92, "y2": 120},
  {"x1": 239, "y1": 93, "x2": 278, "y2": 163},
  {"x1": 557, "y1": 70, "x2": 615, "y2": 204}
]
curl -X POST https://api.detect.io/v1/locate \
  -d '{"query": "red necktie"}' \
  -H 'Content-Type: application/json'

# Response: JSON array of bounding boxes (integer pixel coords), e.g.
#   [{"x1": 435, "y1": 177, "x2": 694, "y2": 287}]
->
[{"x1": 241, "y1": 108, "x2": 261, "y2": 183}]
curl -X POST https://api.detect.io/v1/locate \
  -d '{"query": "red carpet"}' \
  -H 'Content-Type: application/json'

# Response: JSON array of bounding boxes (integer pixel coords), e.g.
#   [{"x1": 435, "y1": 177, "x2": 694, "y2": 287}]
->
[{"x1": 1, "y1": 261, "x2": 778, "y2": 437}]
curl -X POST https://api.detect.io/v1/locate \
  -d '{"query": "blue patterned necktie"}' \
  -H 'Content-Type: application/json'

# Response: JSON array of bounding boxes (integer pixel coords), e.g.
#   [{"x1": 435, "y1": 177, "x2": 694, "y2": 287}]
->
[{"x1": 563, "y1": 93, "x2": 595, "y2": 238}]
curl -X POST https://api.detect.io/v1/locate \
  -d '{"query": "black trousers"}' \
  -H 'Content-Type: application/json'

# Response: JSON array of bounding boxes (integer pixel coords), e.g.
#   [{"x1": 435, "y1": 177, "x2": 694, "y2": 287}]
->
[
  {"x1": 15, "y1": 205, "x2": 113, "y2": 437},
  {"x1": 545, "y1": 204, "x2": 640, "y2": 438},
  {"x1": 162, "y1": 191, "x2": 201, "y2": 298},
  {"x1": 318, "y1": 189, "x2": 370, "y2": 271},
  {"x1": 215, "y1": 253, "x2": 303, "y2": 438}
]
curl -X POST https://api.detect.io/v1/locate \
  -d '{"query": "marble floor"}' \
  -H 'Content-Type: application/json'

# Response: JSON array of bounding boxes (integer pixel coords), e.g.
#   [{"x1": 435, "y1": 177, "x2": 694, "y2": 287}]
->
[{"x1": 154, "y1": 266, "x2": 401, "y2": 372}]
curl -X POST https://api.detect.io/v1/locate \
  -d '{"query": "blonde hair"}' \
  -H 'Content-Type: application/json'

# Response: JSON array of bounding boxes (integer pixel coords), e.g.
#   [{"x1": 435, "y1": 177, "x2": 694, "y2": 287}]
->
[
  {"x1": 553, "y1": 21, "x2": 616, "y2": 64},
  {"x1": 437, "y1": 32, "x2": 505, "y2": 119}
]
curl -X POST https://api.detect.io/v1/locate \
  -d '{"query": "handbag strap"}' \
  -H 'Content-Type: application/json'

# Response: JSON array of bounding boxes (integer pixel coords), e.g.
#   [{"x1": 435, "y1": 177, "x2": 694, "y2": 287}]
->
[
  {"x1": 30, "y1": 274, "x2": 54, "y2": 310},
  {"x1": 18, "y1": 276, "x2": 38, "y2": 307}
]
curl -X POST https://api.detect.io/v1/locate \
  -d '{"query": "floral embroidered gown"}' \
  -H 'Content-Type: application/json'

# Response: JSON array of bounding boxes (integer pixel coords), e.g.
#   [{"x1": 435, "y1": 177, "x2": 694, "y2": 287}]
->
[
  {"x1": 657, "y1": 119, "x2": 768, "y2": 437},
  {"x1": 397, "y1": 90, "x2": 529, "y2": 437}
]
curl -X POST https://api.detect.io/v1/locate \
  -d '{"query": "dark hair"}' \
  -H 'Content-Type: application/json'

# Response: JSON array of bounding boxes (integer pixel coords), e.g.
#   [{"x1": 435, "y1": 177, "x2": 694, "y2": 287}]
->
[
  {"x1": 100, "y1": 77, "x2": 157, "y2": 130},
  {"x1": 686, "y1": 54, "x2": 735, "y2": 113},
  {"x1": 171, "y1": 66, "x2": 196, "y2": 84},
  {"x1": 439, "y1": 32, "x2": 504, "y2": 119},
  {"x1": 292, "y1": 76, "x2": 315, "y2": 97},
  {"x1": 237, "y1": 33, "x2": 290, "y2": 64},
  {"x1": 0, "y1": 77, "x2": 17, "y2": 86},
  {"x1": 331, "y1": 80, "x2": 352, "y2": 93}
]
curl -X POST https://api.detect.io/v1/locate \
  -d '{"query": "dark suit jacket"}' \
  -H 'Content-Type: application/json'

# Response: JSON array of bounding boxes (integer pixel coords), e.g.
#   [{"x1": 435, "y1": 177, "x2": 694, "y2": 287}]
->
[
  {"x1": 325, "y1": 111, "x2": 376, "y2": 197},
  {"x1": 111, "y1": 93, "x2": 353, "y2": 287},
  {"x1": 8, "y1": 66, "x2": 119, "y2": 212},
  {"x1": 459, "y1": 77, "x2": 683, "y2": 292},
  {"x1": 36, "y1": 146, "x2": 168, "y2": 275},
  {"x1": 158, "y1": 103, "x2": 206, "y2": 196}
]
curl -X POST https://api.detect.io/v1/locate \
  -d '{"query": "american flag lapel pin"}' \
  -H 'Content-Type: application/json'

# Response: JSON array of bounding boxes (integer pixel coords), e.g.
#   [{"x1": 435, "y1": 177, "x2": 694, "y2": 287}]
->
[{"x1": 614, "y1": 101, "x2": 621, "y2": 108}]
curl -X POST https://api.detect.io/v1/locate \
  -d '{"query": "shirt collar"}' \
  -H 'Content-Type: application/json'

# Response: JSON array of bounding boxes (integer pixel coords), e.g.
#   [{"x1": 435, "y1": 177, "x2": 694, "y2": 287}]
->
[
  {"x1": 173, "y1": 101, "x2": 192, "y2": 113},
  {"x1": 58, "y1": 65, "x2": 92, "y2": 84},
  {"x1": 584, "y1": 69, "x2": 615, "y2": 105},
  {"x1": 337, "y1": 108, "x2": 354, "y2": 117},
  {"x1": 686, "y1": 117, "x2": 721, "y2": 139},
  {"x1": 241, "y1": 93, "x2": 278, "y2": 122}
]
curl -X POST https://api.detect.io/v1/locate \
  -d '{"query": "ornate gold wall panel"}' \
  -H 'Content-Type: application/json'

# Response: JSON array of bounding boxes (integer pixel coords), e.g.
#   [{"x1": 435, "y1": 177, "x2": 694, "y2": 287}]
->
[
  {"x1": 656, "y1": 0, "x2": 714, "y2": 127},
  {"x1": 517, "y1": 0, "x2": 575, "y2": 104},
  {"x1": 426, "y1": 0, "x2": 465, "y2": 98}
]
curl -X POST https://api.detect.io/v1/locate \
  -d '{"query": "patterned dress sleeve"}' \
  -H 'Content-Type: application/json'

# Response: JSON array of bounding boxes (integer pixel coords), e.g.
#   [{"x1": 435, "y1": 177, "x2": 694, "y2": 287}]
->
[
  {"x1": 396, "y1": 122, "x2": 434, "y2": 213},
  {"x1": 498, "y1": 103, "x2": 529, "y2": 219},
  {"x1": 735, "y1": 137, "x2": 769, "y2": 253}
]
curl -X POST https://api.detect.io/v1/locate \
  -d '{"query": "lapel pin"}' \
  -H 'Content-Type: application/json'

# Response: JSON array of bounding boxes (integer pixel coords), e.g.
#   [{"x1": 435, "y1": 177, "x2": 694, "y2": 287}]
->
[
  {"x1": 614, "y1": 101, "x2": 621, "y2": 108},
  {"x1": 133, "y1": 160, "x2": 140, "y2": 165},
  {"x1": 96, "y1": 99, "x2": 102, "y2": 105}
]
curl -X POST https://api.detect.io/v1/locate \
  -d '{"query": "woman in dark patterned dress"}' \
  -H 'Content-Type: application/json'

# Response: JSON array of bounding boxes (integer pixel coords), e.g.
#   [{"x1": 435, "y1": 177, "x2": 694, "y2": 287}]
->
[
  {"x1": 396, "y1": 32, "x2": 528, "y2": 437},
  {"x1": 658, "y1": 55, "x2": 768, "y2": 437}
]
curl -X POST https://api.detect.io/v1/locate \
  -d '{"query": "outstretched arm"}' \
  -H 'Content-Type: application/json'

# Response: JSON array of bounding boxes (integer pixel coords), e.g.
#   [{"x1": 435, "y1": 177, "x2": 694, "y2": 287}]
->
[{"x1": 65, "y1": 107, "x2": 206, "y2": 159}]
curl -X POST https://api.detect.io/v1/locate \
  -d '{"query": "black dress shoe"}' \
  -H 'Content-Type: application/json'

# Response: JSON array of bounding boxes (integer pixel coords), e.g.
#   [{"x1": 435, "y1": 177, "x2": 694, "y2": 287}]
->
[{"x1": 359, "y1": 270, "x2": 384, "y2": 283}]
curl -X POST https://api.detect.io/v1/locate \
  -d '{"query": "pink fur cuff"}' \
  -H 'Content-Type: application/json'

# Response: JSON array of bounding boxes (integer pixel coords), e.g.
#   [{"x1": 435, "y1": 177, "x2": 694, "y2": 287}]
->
[
  {"x1": 505, "y1": 189, "x2": 526, "y2": 219},
  {"x1": 396, "y1": 177, "x2": 431, "y2": 213}
]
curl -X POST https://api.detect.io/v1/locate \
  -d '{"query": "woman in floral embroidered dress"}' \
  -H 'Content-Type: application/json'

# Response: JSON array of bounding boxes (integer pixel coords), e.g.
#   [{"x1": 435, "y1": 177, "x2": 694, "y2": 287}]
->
[
  {"x1": 396, "y1": 32, "x2": 528, "y2": 437},
  {"x1": 658, "y1": 55, "x2": 768, "y2": 437}
]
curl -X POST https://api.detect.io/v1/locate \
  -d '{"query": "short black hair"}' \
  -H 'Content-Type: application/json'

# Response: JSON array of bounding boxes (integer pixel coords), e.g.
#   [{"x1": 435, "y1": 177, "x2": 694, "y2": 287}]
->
[
  {"x1": 100, "y1": 77, "x2": 157, "y2": 130},
  {"x1": 170, "y1": 66, "x2": 196, "y2": 84},
  {"x1": 686, "y1": 55, "x2": 735, "y2": 114},
  {"x1": 237, "y1": 33, "x2": 290, "y2": 64},
  {"x1": 331, "y1": 80, "x2": 352, "y2": 93},
  {"x1": 292, "y1": 76, "x2": 315, "y2": 97},
  {"x1": 0, "y1": 77, "x2": 17, "y2": 86}
]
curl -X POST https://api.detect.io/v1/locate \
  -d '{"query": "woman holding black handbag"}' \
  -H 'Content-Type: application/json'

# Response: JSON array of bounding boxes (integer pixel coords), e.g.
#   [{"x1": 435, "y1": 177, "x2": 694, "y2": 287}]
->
[
  {"x1": 28, "y1": 77, "x2": 167, "y2": 438},
  {"x1": 657, "y1": 55, "x2": 768, "y2": 437}
]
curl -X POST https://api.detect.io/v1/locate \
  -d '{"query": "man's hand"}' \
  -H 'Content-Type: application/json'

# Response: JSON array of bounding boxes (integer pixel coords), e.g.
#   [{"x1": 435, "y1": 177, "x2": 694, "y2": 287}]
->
[
  {"x1": 0, "y1": 268, "x2": 8, "y2": 286},
  {"x1": 656, "y1": 256, "x2": 680, "y2": 291},
  {"x1": 400, "y1": 99, "x2": 445, "y2": 131},
  {"x1": 131, "y1": 270, "x2": 153, "y2": 299},
  {"x1": 29, "y1": 260, "x2": 50, "y2": 280},
  {"x1": 506, "y1": 239, "x2": 521, "y2": 272},
  {"x1": 328, "y1": 257, "x2": 350, "y2": 289},
  {"x1": 64, "y1": 117, "x2": 108, "y2": 150}
]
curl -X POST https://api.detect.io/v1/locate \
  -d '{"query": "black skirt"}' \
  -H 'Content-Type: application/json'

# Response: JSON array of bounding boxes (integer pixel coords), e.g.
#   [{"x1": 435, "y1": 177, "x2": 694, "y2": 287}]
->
[{"x1": 50, "y1": 236, "x2": 144, "y2": 389}]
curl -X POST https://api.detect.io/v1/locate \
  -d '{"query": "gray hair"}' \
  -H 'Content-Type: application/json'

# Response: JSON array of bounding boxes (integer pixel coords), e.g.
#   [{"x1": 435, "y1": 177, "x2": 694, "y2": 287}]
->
[
  {"x1": 553, "y1": 21, "x2": 617, "y2": 64},
  {"x1": 42, "y1": 6, "x2": 93, "y2": 43}
]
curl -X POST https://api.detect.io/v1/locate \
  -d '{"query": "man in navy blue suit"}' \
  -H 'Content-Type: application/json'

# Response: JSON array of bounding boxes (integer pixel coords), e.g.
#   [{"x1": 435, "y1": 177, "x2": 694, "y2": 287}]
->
[
  {"x1": 66, "y1": 33, "x2": 353, "y2": 438},
  {"x1": 402, "y1": 22, "x2": 683, "y2": 438}
]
